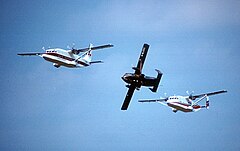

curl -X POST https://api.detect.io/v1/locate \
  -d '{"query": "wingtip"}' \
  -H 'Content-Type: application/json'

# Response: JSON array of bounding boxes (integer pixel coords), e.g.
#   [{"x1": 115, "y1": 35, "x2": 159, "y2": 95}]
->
[
  {"x1": 108, "y1": 44, "x2": 114, "y2": 48},
  {"x1": 143, "y1": 43, "x2": 150, "y2": 47},
  {"x1": 121, "y1": 107, "x2": 128, "y2": 110},
  {"x1": 219, "y1": 89, "x2": 227, "y2": 93},
  {"x1": 155, "y1": 69, "x2": 162, "y2": 74}
]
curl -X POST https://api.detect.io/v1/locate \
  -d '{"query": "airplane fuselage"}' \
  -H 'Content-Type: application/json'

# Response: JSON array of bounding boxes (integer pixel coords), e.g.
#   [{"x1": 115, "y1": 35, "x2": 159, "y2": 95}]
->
[
  {"x1": 42, "y1": 48, "x2": 90, "y2": 68},
  {"x1": 167, "y1": 102, "x2": 201, "y2": 112},
  {"x1": 122, "y1": 73, "x2": 158, "y2": 89},
  {"x1": 165, "y1": 96, "x2": 202, "y2": 112}
]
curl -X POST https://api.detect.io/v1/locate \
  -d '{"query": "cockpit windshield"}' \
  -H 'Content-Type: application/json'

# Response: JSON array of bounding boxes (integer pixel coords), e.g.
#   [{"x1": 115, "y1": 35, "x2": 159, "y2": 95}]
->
[{"x1": 123, "y1": 73, "x2": 134, "y2": 77}]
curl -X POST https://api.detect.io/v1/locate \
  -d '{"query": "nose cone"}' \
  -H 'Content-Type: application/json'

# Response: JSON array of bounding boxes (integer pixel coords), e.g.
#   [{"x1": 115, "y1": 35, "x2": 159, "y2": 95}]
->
[
  {"x1": 122, "y1": 73, "x2": 132, "y2": 83},
  {"x1": 121, "y1": 73, "x2": 128, "y2": 82}
]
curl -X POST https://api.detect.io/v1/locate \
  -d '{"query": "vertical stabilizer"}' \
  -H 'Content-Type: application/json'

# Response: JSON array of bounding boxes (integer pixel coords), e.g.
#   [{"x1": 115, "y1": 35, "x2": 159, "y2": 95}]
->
[
  {"x1": 149, "y1": 69, "x2": 163, "y2": 92},
  {"x1": 206, "y1": 96, "x2": 209, "y2": 109},
  {"x1": 82, "y1": 44, "x2": 93, "y2": 62}
]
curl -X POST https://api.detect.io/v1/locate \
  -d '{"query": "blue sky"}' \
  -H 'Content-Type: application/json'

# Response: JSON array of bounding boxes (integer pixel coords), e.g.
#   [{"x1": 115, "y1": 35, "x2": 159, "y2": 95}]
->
[{"x1": 0, "y1": 0, "x2": 240, "y2": 150}]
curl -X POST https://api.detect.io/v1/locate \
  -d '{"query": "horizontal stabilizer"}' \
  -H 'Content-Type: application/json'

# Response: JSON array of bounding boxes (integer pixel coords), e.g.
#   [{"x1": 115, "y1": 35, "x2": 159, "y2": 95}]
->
[{"x1": 90, "y1": 61, "x2": 103, "y2": 64}]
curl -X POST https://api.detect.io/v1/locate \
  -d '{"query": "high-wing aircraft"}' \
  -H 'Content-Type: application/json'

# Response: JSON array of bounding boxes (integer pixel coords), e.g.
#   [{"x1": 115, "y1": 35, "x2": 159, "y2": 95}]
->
[
  {"x1": 121, "y1": 43, "x2": 163, "y2": 110},
  {"x1": 18, "y1": 44, "x2": 113, "y2": 68},
  {"x1": 139, "y1": 90, "x2": 227, "y2": 113}
]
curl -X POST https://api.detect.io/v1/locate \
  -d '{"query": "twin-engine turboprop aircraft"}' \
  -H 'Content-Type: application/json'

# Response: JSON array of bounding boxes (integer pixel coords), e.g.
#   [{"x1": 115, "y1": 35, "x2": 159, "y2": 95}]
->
[
  {"x1": 139, "y1": 90, "x2": 227, "y2": 113},
  {"x1": 121, "y1": 44, "x2": 163, "y2": 110},
  {"x1": 18, "y1": 44, "x2": 113, "y2": 68}
]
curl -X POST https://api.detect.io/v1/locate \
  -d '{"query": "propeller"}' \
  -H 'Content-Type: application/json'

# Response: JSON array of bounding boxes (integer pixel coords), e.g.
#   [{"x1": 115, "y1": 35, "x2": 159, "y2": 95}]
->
[
  {"x1": 162, "y1": 93, "x2": 169, "y2": 101},
  {"x1": 70, "y1": 43, "x2": 79, "y2": 54},
  {"x1": 71, "y1": 43, "x2": 76, "y2": 50},
  {"x1": 186, "y1": 90, "x2": 195, "y2": 100},
  {"x1": 164, "y1": 92, "x2": 167, "y2": 98},
  {"x1": 88, "y1": 43, "x2": 93, "y2": 50},
  {"x1": 132, "y1": 61, "x2": 142, "y2": 75}
]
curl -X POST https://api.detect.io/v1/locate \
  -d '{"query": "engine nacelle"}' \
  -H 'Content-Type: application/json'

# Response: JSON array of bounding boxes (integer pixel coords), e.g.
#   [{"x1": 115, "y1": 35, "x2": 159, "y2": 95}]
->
[{"x1": 125, "y1": 85, "x2": 131, "y2": 88}]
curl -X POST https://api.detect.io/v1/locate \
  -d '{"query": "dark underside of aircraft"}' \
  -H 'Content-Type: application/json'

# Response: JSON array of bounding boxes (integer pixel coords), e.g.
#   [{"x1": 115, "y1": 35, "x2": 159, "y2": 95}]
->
[{"x1": 121, "y1": 43, "x2": 163, "y2": 110}]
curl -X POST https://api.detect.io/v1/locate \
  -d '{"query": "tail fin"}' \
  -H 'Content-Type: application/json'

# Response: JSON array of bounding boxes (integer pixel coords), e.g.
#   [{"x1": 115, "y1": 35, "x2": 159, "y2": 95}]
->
[
  {"x1": 206, "y1": 96, "x2": 209, "y2": 109},
  {"x1": 82, "y1": 44, "x2": 93, "y2": 62},
  {"x1": 149, "y1": 69, "x2": 163, "y2": 92}
]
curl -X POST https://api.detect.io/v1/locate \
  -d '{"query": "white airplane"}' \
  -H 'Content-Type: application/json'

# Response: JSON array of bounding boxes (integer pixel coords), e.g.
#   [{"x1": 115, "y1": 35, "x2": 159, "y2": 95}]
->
[
  {"x1": 139, "y1": 90, "x2": 227, "y2": 113},
  {"x1": 18, "y1": 43, "x2": 113, "y2": 68}
]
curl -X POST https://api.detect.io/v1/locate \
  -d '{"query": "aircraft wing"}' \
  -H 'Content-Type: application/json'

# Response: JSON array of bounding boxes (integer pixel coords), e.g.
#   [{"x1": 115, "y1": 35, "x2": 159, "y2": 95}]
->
[
  {"x1": 134, "y1": 44, "x2": 149, "y2": 75},
  {"x1": 191, "y1": 90, "x2": 227, "y2": 100},
  {"x1": 76, "y1": 44, "x2": 114, "y2": 53},
  {"x1": 18, "y1": 52, "x2": 44, "y2": 56},
  {"x1": 138, "y1": 98, "x2": 167, "y2": 103},
  {"x1": 121, "y1": 84, "x2": 136, "y2": 110}
]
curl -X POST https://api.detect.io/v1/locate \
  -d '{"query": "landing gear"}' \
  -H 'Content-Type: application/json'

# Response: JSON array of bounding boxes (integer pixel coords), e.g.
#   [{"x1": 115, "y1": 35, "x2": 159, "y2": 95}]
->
[
  {"x1": 172, "y1": 109, "x2": 178, "y2": 113},
  {"x1": 53, "y1": 63, "x2": 60, "y2": 68}
]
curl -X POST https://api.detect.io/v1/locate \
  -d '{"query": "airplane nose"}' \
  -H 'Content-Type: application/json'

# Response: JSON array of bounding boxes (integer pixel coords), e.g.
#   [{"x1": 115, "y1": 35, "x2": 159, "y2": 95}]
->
[
  {"x1": 122, "y1": 73, "x2": 133, "y2": 84},
  {"x1": 122, "y1": 74, "x2": 129, "y2": 83},
  {"x1": 121, "y1": 75, "x2": 126, "y2": 81}
]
